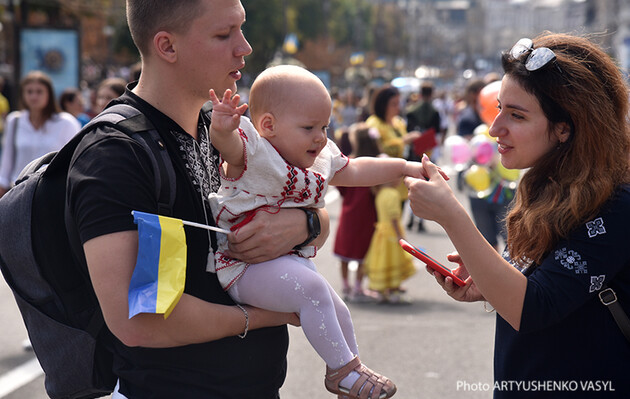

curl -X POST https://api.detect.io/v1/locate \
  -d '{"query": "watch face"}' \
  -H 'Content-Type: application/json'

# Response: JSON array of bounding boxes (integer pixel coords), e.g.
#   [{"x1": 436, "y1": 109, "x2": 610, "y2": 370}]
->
[{"x1": 294, "y1": 209, "x2": 321, "y2": 250}]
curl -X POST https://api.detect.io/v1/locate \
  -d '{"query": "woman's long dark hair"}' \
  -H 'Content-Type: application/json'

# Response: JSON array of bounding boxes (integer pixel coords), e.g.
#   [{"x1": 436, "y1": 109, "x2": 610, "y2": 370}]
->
[{"x1": 504, "y1": 32, "x2": 630, "y2": 265}]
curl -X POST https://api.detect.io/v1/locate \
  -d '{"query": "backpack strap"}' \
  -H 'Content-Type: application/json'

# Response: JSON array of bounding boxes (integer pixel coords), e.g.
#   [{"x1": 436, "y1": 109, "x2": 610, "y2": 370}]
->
[{"x1": 78, "y1": 104, "x2": 176, "y2": 216}]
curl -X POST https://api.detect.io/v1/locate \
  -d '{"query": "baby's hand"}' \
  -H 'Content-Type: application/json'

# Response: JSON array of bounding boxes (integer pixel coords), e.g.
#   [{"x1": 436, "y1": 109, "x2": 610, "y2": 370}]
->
[
  {"x1": 404, "y1": 157, "x2": 450, "y2": 181},
  {"x1": 209, "y1": 89, "x2": 249, "y2": 135}
]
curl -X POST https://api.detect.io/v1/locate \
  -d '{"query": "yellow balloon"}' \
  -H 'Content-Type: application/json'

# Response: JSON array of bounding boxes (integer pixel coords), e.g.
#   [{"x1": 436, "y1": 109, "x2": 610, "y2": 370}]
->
[
  {"x1": 465, "y1": 165, "x2": 491, "y2": 192},
  {"x1": 497, "y1": 163, "x2": 520, "y2": 181}
]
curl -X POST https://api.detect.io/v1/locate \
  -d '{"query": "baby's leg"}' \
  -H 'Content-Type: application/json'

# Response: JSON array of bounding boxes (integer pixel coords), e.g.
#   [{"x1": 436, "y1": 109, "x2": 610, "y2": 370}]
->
[
  {"x1": 326, "y1": 283, "x2": 359, "y2": 357},
  {"x1": 231, "y1": 255, "x2": 356, "y2": 368}
]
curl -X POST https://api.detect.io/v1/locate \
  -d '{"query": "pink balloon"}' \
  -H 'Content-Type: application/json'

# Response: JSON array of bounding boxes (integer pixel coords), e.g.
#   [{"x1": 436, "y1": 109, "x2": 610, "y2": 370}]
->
[
  {"x1": 451, "y1": 143, "x2": 472, "y2": 165},
  {"x1": 475, "y1": 141, "x2": 494, "y2": 165}
]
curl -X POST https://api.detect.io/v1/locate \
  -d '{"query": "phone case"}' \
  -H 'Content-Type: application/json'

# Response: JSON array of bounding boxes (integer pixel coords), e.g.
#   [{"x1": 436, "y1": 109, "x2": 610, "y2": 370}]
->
[{"x1": 399, "y1": 239, "x2": 466, "y2": 287}]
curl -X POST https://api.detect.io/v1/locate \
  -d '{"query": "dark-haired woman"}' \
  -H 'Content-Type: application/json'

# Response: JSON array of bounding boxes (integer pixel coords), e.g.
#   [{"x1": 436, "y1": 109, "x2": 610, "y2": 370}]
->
[{"x1": 406, "y1": 32, "x2": 630, "y2": 397}]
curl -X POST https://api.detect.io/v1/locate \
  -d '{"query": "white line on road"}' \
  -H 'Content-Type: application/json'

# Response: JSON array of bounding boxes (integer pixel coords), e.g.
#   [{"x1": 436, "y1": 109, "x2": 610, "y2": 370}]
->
[{"x1": 0, "y1": 357, "x2": 44, "y2": 398}]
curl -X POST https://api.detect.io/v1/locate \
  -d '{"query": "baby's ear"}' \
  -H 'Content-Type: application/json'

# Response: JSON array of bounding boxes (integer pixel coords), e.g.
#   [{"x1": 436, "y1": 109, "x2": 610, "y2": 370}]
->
[{"x1": 258, "y1": 112, "x2": 275, "y2": 137}]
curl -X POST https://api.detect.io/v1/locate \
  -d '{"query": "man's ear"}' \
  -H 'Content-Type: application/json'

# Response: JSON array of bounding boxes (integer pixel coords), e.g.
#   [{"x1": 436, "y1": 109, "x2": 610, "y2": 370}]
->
[
  {"x1": 153, "y1": 31, "x2": 177, "y2": 63},
  {"x1": 555, "y1": 122, "x2": 571, "y2": 144},
  {"x1": 258, "y1": 112, "x2": 276, "y2": 137}
]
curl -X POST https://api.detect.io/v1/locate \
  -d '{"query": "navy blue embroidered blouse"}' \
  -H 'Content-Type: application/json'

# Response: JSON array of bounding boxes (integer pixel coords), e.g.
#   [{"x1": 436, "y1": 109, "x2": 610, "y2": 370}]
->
[{"x1": 494, "y1": 185, "x2": 630, "y2": 398}]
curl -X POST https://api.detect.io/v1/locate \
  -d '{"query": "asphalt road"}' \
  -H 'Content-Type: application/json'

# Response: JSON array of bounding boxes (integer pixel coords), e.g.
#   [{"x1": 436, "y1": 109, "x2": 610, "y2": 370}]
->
[{"x1": 0, "y1": 186, "x2": 496, "y2": 399}]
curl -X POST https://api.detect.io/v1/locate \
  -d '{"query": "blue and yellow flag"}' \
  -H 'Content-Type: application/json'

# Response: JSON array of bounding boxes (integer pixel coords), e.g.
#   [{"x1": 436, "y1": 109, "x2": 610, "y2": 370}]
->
[{"x1": 129, "y1": 211, "x2": 187, "y2": 319}]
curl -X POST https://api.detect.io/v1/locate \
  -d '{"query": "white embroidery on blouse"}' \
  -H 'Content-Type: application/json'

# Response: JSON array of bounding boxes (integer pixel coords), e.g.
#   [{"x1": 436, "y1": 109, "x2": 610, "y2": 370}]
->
[
  {"x1": 589, "y1": 275, "x2": 606, "y2": 293},
  {"x1": 586, "y1": 217, "x2": 606, "y2": 238},
  {"x1": 554, "y1": 248, "x2": 588, "y2": 274}
]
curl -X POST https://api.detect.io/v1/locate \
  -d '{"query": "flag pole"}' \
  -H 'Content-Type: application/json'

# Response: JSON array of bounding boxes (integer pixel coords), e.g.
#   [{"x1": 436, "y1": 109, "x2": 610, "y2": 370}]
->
[
  {"x1": 131, "y1": 211, "x2": 231, "y2": 234},
  {"x1": 181, "y1": 220, "x2": 231, "y2": 234}
]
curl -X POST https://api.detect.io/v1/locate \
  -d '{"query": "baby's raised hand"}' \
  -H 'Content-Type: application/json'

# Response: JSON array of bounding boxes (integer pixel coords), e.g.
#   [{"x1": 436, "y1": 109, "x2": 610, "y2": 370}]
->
[{"x1": 209, "y1": 89, "x2": 249, "y2": 135}]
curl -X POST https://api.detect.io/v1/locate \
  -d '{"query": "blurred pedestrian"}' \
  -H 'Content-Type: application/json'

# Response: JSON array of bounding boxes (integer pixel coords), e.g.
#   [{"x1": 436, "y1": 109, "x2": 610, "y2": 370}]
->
[
  {"x1": 0, "y1": 71, "x2": 80, "y2": 198},
  {"x1": 59, "y1": 87, "x2": 91, "y2": 126},
  {"x1": 456, "y1": 79, "x2": 485, "y2": 140},
  {"x1": 94, "y1": 77, "x2": 127, "y2": 114},
  {"x1": 404, "y1": 81, "x2": 441, "y2": 232},
  {"x1": 364, "y1": 176, "x2": 416, "y2": 304},
  {"x1": 0, "y1": 76, "x2": 10, "y2": 152},
  {"x1": 366, "y1": 85, "x2": 421, "y2": 208},
  {"x1": 333, "y1": 122, "x2": 380, "y2": 302},
  {"x1": 406, "y1": 32, "x2": 630, "y2": 397}
]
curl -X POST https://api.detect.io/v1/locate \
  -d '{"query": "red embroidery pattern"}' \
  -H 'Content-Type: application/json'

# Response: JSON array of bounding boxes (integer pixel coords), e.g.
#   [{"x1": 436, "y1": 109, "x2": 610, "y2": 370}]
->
[
  {"x1": 215, "y1": 251, "x2": 249, "y2": 291},
  {"x1": 284, "y1": 165, "x2": 298, "y2": 196},
  {"x1": 312, "y1": 172, "x2": 325, "y2": 204}
]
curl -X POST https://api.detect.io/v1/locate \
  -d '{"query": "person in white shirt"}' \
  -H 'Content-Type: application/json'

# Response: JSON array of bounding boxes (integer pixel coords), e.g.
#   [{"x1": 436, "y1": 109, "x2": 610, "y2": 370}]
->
[{"x1": 0, "y1": 71, "x2": 80, "y2": 197}]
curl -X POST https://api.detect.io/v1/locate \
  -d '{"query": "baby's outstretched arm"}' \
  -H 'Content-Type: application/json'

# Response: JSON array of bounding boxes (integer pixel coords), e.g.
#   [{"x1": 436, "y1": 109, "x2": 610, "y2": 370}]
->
[
  {"x1": 209, "y1": 89, "x2": 248, "y2": 170},
  {"x1": 330, "y1": 154, "x2": 448, "y2": 187}
]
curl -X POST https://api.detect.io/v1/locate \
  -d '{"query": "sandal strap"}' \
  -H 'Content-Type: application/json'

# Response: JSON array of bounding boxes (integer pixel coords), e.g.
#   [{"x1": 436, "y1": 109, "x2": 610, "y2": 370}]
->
[
  {"x1": 325, "y1": 357, "x2": 396, "y2": 399},
  {"x1": 325, "y1": 356, "x2": 362, "y2": 389}
]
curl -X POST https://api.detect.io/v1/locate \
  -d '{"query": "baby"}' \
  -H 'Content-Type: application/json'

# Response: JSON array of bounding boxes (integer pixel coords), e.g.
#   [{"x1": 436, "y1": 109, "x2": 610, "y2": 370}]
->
[{"x1": 208, "y1": 65, "x2": 432, "y2": 399}]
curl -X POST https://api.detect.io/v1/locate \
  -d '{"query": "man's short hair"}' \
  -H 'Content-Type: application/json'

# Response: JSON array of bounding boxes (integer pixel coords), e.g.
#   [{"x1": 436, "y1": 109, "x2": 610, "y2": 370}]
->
[
  {"x1": 420, "y1": 81, "x2": 434, "y2": 98},
  {"x1": 126, "y1": 0, "x2": 205, "y2": 56}
]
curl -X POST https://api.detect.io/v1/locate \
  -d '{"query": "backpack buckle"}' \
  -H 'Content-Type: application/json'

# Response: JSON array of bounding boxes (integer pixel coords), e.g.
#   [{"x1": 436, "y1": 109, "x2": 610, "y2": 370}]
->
[{"x1": 599, "y1": 287, "x2": 617, "y2": 306}]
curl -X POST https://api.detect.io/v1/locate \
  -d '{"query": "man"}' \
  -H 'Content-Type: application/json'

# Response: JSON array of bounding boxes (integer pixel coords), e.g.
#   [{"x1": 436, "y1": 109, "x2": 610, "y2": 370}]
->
[
  {"x1": 66, "y1": 1, "x2": 327, "y2": 397},
  {"x1": 404, "y1": 81, "x2": 441, "y2": 231},
  {"x1": 405, "y1": 81, "x2": 441, "y2": 161},
  {"x1": 456, "y1": 79, "x2": 485, "y2": 139}
]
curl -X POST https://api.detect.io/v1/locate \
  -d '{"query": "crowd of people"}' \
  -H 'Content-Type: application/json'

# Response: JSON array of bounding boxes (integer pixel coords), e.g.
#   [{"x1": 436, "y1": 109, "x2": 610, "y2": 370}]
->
[{"x1": 0, "y1": 1, "x2": 628, "y2": 397}]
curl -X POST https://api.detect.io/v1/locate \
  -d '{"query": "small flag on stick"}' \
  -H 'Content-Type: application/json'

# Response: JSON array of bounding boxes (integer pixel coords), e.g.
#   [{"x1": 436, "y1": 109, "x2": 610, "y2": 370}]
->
[{"x1": 128, "y1": 211, "x2": 188, "y2": 319}]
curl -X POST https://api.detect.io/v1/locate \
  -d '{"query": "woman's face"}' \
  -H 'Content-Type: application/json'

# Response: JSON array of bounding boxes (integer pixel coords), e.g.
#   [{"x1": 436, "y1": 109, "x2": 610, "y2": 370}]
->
[
  {"x1": 95, "y1": 86, "x2": 120, "y2": 113},
  {"x1": 23, "y1": 81, "x2": 49, "y2": 112},
  {"x1": 489, "y1": 75, "x2": 564, "y2": 170},
  {"x1": 385, "y1": 94, "x2": 401, "y2": 122}
]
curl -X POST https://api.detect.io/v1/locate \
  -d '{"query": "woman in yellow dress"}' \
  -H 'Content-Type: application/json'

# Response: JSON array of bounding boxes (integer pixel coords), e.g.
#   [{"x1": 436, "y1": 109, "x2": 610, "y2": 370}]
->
[
  {"x1": 364, "y1": 178, "x2": 416, "y2": 303},
  {"x1": 365, "y1": 85, "x2": 420, "y2": 205}
]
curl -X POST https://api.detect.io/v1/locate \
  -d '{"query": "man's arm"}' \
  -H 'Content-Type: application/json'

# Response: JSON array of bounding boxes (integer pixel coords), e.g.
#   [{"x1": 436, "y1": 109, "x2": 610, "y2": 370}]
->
[
  {"x1": 84, "y1": 231, "x2": 298, "y2": 348},
  {"x1": 225, "y1": 207, "x2": 330, "y2": 264}
]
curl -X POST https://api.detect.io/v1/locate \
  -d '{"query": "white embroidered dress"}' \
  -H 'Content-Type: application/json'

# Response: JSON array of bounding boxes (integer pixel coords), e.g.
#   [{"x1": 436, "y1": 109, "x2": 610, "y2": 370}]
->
[{"x1": 208, "y1": 116, "x2": 349, "y2": 291}]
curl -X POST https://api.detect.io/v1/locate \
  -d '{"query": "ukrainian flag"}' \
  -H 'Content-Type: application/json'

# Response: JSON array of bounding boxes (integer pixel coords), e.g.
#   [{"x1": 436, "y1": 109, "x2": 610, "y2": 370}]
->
[{"x1": 128, "y1": 211, "x2": 187, "y2": 319}]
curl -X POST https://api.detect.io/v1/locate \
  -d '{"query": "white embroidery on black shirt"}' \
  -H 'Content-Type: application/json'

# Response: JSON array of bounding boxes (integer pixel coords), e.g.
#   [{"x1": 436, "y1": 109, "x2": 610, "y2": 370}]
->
[
  {"x1": 554, "y1": 248, "x2": 588, "y2": 274},
  {"x1": 586, "y1": 217, "x2": 606, "y2": 238},
  {"x1": 172, "y1": 127, "x2": 220, "y2": 197}
]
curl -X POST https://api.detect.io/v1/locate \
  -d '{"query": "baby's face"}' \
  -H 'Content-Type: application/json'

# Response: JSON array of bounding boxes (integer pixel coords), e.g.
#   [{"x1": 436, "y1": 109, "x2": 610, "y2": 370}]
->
[{"x1": 266, "y1": 88, "x2": 332, "y2": 169}]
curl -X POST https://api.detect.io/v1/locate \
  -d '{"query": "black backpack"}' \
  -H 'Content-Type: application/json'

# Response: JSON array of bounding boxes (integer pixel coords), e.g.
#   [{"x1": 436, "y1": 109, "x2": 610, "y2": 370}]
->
[{"x1": 0, "y1": 104, "x2": 175, "y2": 399}]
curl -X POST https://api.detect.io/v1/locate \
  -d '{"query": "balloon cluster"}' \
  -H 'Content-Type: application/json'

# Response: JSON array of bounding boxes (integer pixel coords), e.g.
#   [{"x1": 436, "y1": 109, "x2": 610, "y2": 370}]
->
[
  {"x1": 441, "y1": 80, "x2": 520, "y2": 197},
  {"x1": 443, "y1": 126, "x2": 520, "y2": 197}
]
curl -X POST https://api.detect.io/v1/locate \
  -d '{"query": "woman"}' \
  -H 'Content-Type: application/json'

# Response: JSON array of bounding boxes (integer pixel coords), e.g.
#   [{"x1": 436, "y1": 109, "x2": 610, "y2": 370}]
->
[
  {"x1": 365, "y1": 85, "x2": 419, "y2": 161},
  {"x1": 94, "y1": 77, "x2": 127, "y2": 114},
  {"x1": 366, "y1": 85, "x2": 420, "y2": 205},
  {"x1": 405, "y1": 33, "x2": 630, "y2": 397},
  {"x1": 0, "y1": 71, "x2": 81, "y2": 197}
]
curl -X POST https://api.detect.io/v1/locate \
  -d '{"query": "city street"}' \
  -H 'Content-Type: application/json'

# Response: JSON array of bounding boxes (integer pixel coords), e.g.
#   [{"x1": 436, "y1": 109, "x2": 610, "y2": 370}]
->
[{"x1": 0, "y1": 184, "x2": 496, "y2": 399}]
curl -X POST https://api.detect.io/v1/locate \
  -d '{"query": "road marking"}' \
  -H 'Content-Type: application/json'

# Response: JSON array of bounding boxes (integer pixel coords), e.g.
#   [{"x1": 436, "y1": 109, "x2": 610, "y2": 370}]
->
[{"x1": 0, "y1": 357, "x2": 44, "y2": 398}]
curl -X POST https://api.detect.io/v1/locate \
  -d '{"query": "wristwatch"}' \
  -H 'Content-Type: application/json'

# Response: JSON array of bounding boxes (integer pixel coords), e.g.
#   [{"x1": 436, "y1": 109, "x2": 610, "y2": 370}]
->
[{"x1": 293, "y1": 208, "x2": 321, "y2": 250}]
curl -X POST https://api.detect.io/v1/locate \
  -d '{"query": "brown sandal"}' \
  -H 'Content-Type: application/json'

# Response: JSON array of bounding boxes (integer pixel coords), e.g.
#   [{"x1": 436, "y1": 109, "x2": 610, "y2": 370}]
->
[{"x1": 325, "y1": 356, "x2": 396, "y2": 399}]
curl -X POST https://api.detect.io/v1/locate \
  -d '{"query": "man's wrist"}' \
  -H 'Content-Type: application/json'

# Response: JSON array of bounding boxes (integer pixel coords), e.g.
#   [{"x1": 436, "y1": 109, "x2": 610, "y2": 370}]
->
[{"x1": 293, "y1": 208, "x2": 321, "y2": 250}]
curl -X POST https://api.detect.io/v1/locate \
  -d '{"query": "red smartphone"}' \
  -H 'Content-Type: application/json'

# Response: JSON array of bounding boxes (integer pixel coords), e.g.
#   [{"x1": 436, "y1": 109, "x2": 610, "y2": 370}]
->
[{"x1": 399, "y1": 239, "x2": 466, "y2": 287}]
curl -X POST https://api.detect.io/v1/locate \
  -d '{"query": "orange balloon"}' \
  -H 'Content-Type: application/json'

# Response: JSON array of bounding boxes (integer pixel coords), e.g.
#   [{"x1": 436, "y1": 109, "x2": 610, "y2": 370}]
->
[{"x1": 478, "y1": 80, "x2": 501, "y2": 125}]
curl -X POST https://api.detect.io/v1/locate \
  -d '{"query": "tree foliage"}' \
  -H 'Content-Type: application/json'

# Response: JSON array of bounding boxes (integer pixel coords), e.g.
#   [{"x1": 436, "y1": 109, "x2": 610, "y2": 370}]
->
[{"x1": 241, "y1": 0, "x2": 403, "y2": 76}]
